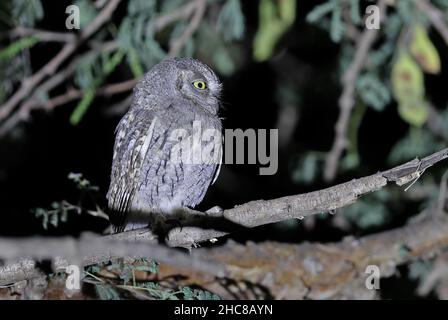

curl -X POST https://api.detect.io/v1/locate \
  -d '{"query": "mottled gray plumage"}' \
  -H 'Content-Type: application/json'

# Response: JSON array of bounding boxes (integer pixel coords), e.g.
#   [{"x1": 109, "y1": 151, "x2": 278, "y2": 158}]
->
[{"x1": 107, "y1": 57, "x2": 222, "y2": 232}]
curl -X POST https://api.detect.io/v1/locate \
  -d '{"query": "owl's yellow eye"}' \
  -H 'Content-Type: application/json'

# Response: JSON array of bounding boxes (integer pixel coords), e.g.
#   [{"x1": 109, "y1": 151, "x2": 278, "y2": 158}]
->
[{"x1": 192, "y1": 80, "x2": 207, "y2": 90}]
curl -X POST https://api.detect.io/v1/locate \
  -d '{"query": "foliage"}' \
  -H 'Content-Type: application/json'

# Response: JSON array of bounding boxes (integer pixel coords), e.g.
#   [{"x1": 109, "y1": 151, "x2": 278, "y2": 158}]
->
[
  {"x1": 217, "y1": 0, "x2": 245, "y2": 42},
  {"x1": 253, "y1": 0, "x2": 296, "y2": 61},
  {"x1": 32, "y1": 173, "x2": 107, "y2": 229},
  {"x1": 0, "y1": 0, "x2": 246, "y2": 120},
  {"x1": 0, "y1": 36, "x2": 37, "y2": 61},
  {"x1": 342, "y1": 190, "x2": 391, "y2": 229},
  {"x1": 11, "y1": 0, "x2": 43, "y2": 27},
  {"x1": 84, "y1": 258, "x2": 221, "y2": 300}
]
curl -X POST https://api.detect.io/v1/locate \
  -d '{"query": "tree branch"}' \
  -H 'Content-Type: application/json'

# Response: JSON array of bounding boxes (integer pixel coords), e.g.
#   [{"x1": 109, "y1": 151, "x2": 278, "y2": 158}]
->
[
  {"x1": 160, "y1": 215, "x2": 448, "y2": 299},
  {"x1": 0, "y1": 0, "x2": 122, "y2": 123},
  {"x1": 0, "y1": 0, "x2": 210, "y2": 136},
  {"x1": 118, "y1": 147, "x2": 448, "y2": 249},
  {"x1": 0, "y1": 232, "x2": 224, "y2": 286},
  {"x1": 415, "y1": 0, "x2": 448, "y2": 45},
  {"x1": 324, "y1": 0, "x2": 388, "y2": 181},
  {"x1": 1, "y1": 147, "x2": 447, "y2": 289},
  {"x1": 168, "y1": 0, "x2": 207, "y2": 57},
  {"x1": 7, "y1": 27, "x2": 76, "y2": 42}
]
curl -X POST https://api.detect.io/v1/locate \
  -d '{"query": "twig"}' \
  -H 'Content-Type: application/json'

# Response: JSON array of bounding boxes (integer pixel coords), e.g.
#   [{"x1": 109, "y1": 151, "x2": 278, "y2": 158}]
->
[
  {"x1": 153, "y1": 0, "x2": 204, "y2": 31},
  {"x1": 323, "y1": 0, "x2": 388, "y2": 182},
  {"x1": 103, "y1": 94, "x2": 133, "y2": 116},
  {"x1": 168, "y1": 0, "x2": 207, "y2": 57},
  {"x1": 0, "y1": 80, "x2": 138, "y2": 136},
  {"x1": 0, "y1": 42, "x2": 122, "y2": 136},
  {"x1": 436, "y1": 170, "x2": 448, "y2": 216},
  {"x1": 8, "y1": 27, "x2": 76, "y2": 42},
  {"x1": 415, "y1": 0, "x2": 448, "y2": 45},
  {"x1": 0, "y1": 0, "x2": 209, "y2": 136},
  {"x1": 0, "y1": 0, "x2": 122, "y2": 123}
]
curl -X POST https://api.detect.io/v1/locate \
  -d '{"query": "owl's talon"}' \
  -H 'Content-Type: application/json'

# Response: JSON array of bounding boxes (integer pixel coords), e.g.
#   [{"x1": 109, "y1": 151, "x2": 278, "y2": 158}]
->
[
  {"x1": 164, "y1": 218, "x2": 183, "y2": 231},
  {"x1": 206, "y1": 206, "x2": 223, "y2": 215}
]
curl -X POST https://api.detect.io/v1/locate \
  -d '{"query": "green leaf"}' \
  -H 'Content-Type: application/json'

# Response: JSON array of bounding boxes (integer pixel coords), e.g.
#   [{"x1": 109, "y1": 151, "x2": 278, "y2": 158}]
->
[
  {"x1": 397, "y1": 100, "x2": 429, "y2": 127},
  {"x1": 102, "y1": 50, "x2": 125, "y2": 74},
  {"x1": 388, "y1": 127, "x2": 443, "y2": 163},
  {"x1": 12, "y1": 0, "x2": 44, "y2": 27},
  {"x1": 349, "y1": 0, "x2": 361, "y2": 25},
  {"x1": 70, "y1": 88, "x2": 96, "y2": 126},
  {"x1": 330, "y1": 5, "x2": 344, "y2": 42},
  {"x1": 213, "y1": 46, "x2": 236, "y2": 76},
  {"x1": 217, "y1": 0, "x2": 245, "y2": 41},
  {"x1": 253, "y1": 0, "x2": 296, "y2": 61},
  {"x1": 75, "y1": 0, "x2": 97, "y2": 29},
  {"x1": 306, "y1": 2, "x2": 335, "y2": 23},
  {"x1": 127, "y1": 48, "x2": 145, "y2": 77},
  {"x1": 357, "y1": 74, "x2": 391, "y2": 111},
  {"x1": 0, "y1": 37, "x2": 38, "y2": 61}
]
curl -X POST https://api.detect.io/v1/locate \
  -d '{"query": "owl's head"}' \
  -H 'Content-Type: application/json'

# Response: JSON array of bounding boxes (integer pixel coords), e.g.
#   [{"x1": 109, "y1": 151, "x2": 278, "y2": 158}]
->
[{"x1": 137, "y1": 57, "x2": 222, "y2": 115}]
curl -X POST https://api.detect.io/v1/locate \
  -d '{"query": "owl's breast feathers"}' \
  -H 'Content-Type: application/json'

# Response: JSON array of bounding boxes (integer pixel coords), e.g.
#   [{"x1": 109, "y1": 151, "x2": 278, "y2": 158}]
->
[{"x1": 107, "y1": 102, "x2": 222, "y2": 231}]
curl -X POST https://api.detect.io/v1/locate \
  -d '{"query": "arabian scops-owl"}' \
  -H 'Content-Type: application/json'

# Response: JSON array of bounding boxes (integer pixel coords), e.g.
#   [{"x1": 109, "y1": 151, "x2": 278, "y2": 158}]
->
[{"x1": 107, "y1": 58, "x2": 222, "y2": 232}]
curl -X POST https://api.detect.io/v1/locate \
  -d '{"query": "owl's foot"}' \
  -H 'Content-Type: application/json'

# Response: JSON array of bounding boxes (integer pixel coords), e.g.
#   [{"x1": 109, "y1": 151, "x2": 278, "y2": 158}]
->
[
  {"x1": 164, "y1": 218, "x2": 183, "y2": 230},
  {"x1": 205, "y1": 205, "x2": 223, "y2": 216}
]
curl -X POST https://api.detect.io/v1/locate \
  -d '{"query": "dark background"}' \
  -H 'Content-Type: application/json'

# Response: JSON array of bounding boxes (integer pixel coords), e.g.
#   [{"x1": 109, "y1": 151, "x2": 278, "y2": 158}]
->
[
  {"x1": 1, "y1": 0, "x2": 447, "y2": 234},
  {"x1": 1, "y1": 0, "x2": 448, "y2": 299}
]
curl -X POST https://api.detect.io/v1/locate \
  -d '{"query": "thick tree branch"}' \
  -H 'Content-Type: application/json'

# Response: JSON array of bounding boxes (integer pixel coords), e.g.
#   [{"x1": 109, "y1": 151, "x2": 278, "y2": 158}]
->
[
  {"x1": 0, "y1": 232, "x2": 224, "y2": 286},
  {"x1": 1, "y1": 147, "x2": 447, "y2": 289},
  {"x1": 117, "y1": 147, "x2": 448, "y2": 249},
  {"x1": 160, "y1": 215, "x2": 448, "y2": 299},
  {"x1": 4, "y1": 213, "x2": 448, "y2": 299}
]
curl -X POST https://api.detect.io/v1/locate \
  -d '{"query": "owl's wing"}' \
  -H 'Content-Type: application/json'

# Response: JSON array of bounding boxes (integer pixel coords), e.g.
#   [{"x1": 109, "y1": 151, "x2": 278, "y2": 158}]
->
[{"x1": 107, "y1": 107, "x2": 162, "y2": 230}]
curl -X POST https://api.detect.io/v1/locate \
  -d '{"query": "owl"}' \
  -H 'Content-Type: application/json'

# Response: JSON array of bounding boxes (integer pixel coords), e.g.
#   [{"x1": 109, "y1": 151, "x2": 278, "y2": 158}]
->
[{"x1": 107, "y1": 57, "x2": 223, "y2": 233}]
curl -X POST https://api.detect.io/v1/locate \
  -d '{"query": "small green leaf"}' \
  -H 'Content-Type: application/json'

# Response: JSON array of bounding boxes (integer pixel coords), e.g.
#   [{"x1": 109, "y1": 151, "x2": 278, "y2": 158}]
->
[
  {"x1": 217, "y1": 0, "x2": 245, "y2": 41},
  {"x1": 70, "y1": 88, "x2": 96, "y2": 125},
  {"x1": 102, "y1": 50, "x2": 125, "y2": 75},
  {"x1": 127, "y1": 48, "x2": 144, "y2": 77},
  {"x1": 397, "y1": 100, "x2": 429, "y2": 127},
  {"x1": 0, "y1": 37, "x2": 38, "y2": 61},
  {"x1": 253, "y1": 0, "x2": 296, "y2": 61}
]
